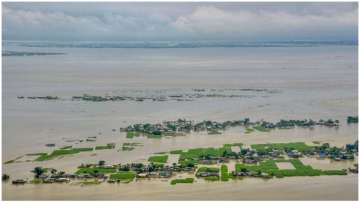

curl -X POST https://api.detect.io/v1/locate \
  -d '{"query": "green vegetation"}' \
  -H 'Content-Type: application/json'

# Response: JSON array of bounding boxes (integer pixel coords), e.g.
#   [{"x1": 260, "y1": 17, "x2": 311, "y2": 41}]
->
[
  {"x1": 35, "y1": 147, "x2": 93, "y2": 161},
  {"x1": 26, "y1": 153, "x2": 47, "y2": 156},
  {"x1": 109, "y1": 171, "x2": 136, "y2": 182},
  {"x1": 197, "y1": 167, "x2": 219, "y2": 173},
  {"x1": 170, "y1": 178, "x2": 194, "y2": 185},
  {"x1": 220, "y1": 165, "x2": 229, "y2": 181},
  {"x1": 4, "y1": 159, "x2": 15, "y2": 164},
  {"x1": 30, "y1": 178, "x2": 42, "y2": 184},
  {"x1": 148, "y1": 155, "x2": 168, "y2": 163},
  {"x1": 121, "y1": 142, "x2": 142, "y2": 151},
  {"x1": 235, "y1": 159, "x2": 346, "y2": 178},
  {"x1": 251, "y1": 142, "x2": 314, "y2": 153},
  {"x1": 4, "y1": 156, "x2": 23, "y2": 164},
  {"x1": 347, "y1": 116, "x2": 358, "y2": 124},
  {"x1": 76, "y1": 167, "x2": 116, "y2": 175},
  {"x1": 178, "y1": 144, "x2": 241, "y2": 166},
  {"x1": 122, "y1": 146, "x2": 134, "y2": 151},
  {"x1": 208, "y1": 130, "x2": 222, "y2": 135},
  {"x1": 204, "y1": 176, "x2": 219, "y2": 181},
  {"x1": 170, "y1": 150, "x2": 183, "y2": 154},
  {"x1": 126, "y1": 131, "x2": 141, "y2": 139},
  {"x1": 123, "y1": 142, "x2": 143, "y2": 146},
  {"x1": 253, "y1": 125, "x2": 271, "y2": 132},
  {"x1": 95, "y1": 143, "x2": 115, "y2": 150},
  {"x1": 321, "y1": 170, "x2": 347, "y2": 175},
  {"x1": 60, "y1": 146, "x2": 73, "y2": 149},
  {"x1": 245, "y1": 127, "x2": 254, "y2": 134}
]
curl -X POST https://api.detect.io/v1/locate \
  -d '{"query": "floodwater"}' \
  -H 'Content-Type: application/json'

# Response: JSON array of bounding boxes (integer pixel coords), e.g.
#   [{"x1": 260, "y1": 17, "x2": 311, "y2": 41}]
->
[
  {"x1": 2, "y1": 42, "x2": 358, "y2": 200},
  {"x1": 3, "y1": 175, "x2": 358, "y2": 200}
]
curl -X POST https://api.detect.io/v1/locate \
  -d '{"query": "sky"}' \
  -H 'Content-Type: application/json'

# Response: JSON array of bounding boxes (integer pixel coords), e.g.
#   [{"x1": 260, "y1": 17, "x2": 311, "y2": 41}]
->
[{"x1": 2, "y1": 2, "x2": 358, "y2": 42}]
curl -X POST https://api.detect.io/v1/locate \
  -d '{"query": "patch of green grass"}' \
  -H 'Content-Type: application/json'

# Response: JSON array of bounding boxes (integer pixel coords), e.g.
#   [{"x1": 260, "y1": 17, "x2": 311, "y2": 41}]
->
[
  {"x1": 154, "y1": 152, "x2": 167, "y2": 154},
  {"x1": 30, "y1": 178, "x2": 42, "y2": 184},
  {"x1": 204, "y1": 176, "x2": 219, "y2": 181},
  {"x1": 207, "y1": 130, "x2": 222, "y2": 135},
  {"x1": 180, "y1": 147, "x2": 232, "y2": 160},
  {"x1": 75, "y1": 167, "x2": 117, "y2": 175},
  {"x1": 4, "y1": 156, "x2": 23, "y2": 164},
  {"x1": 60, "y1": 146, "x2": 73, "y2": 149},
  {"x1": 146, "y1": 133, "x2": 162, "y2": 139},
  {"x1": 253, "y1": 125, "x2": 271, "y2": 132},
  {"x1": 122, "y1": 146, "x2": 135, "y2": 151},
  {"x1": 170, "y1": 178, "x2": 194, "y2": 185},
  {"x1": 121, "y1": 142, "x2": 142, "y2": 151},
  {"x1": 177, "y1": 144, "x2": 239, "y2": 166},
  {"x1": 123, "y1": 142, "x2": 143, "y2": 147},
  {"x1": 95, "y1": 143, "x2": 115, "y2": 150},
  {"x1": 179, "y1": 158, "x2": 198, "y2": 167},
  {"x1": 220, "y1": 165, "x2": 229, "y2": 181},
  {"x1": 126, "y1": 131, "x2": 141, "y2": 139},
  {"x1": 26, "y1": 153, "x2": 47, "y2": 156},
  {"x1": 245, "y1": 127, "x2": 254, "y2": 134},
  {"x1": 170, "y1": 150, "x2": 183, "y2": 154},
  {"x1": 35, "y1": 147, "x2": 93, "y2": 161},
  {"x1": 235, "y1": 159, "x2": 346, "y2": 178},
  {"x1": 197, "y1": 167, "x2": 219, "y2": 173},
  {"x1": 321, "y1": 170, "x2": 347, "y2": 175},
  {"x1": 109, "y1": 171, "x2": 136, "y2": 182},
  {"x1": 148, "y1": 155, "x2": 168, "y2": 163},
  {"x1": 4, "y1": 159, "x2": 15, "y2": 164},
  {"x1": 251, "y1": 142, "x2": 314, "y2": 153}
]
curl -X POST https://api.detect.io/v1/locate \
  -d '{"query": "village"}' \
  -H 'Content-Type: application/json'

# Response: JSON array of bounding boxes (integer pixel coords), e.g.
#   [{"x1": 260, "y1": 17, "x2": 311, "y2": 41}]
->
[
  {"x1": 122, "y1": 116, "x2": 358, "y2": 138},
  {"x1": 15, "y1": 88, "x2": 278, "y2": 103},
  {"x1": 4, "y1": 141, "x2": 358, "y2": 186}
]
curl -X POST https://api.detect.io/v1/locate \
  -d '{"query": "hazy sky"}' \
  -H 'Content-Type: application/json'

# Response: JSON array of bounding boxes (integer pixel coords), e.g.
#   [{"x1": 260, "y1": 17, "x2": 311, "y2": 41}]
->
[{"x1": 2, "y1": 2, "x2": 358, "y2": 42}]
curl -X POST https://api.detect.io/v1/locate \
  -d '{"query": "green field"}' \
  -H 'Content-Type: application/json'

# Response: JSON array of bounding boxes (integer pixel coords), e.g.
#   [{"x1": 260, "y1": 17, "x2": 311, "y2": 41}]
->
[
  {"x1": 245, "y1": 127, "x2": 254, "y2": 134},
  {"x1": 197, "y1": 167, "x2": 219, "y2": 173},
  {"x1": 251, "y1": 142, "x2": 314, "y2": 153},
  {"x1": 126, "y1": 131, "x2": 141, "y2": 138},
  {"x1": 204, "y1": 176, "x2": 220, "y2": 181},
  {"x1": 178, "y1": 144, "x2": 242, "y2": 166},
  {"x1": 109, "y1": 171, "x2": 136, "y2": 182},
  {"x1": 75, "y1": 167, "x2": 117, "y2": 175},
  {"x1": 170, "y1": 150, "x2": 183, "y2": 154},
  {"x1": 253, "y1": 125, "x2": 271, "y2": 132},
  {"x1": 220, "y1": 165, "x2": 229, "y2": 181},
  {"x1": 148, "y1": 155, "x2": 168, "y2": 163},
  {"x1": 235, "y1": 159, "x2": 346, "y2": 178},
  {"x1": 95, "y1": 143, "x2": 115, "y2": 150},
  {"x1": 35, "y1": 147, "x2": 93, "y2": 161}
]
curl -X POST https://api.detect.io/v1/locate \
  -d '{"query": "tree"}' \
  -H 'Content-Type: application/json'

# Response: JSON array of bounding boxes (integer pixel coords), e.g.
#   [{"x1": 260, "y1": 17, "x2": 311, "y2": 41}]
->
[
  {"x1": 32, "y1": 167, "x2": 46, "y2": 178},
  {"x1": 98, "y1": 160, "x2": 106, "y2": 166},
  {"x1": 2, "y1": 174, "x2": 9, "y2": 181},
  {"x1": 50, "y1": 169, "x2": 57, "y2": 174}
]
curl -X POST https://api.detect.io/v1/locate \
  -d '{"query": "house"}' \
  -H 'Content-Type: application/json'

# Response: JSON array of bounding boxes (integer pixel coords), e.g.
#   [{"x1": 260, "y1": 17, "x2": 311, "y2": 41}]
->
[
  {"x1": 243, "y1": 158, "x2": 257, "y2": 164},
  {"x1": 287, "y1": 150, "x2": 302, "y2": 158},
  {"x1": 137, "y1": 173, "x2": 149, "y2": 178},
  {"x1": 159, "y1": 171, "x2": 172, "y2": 178},
  {"x1": 196, "y1": 172, "x2": 219, "y2": 177},
  {"x1": 55, "y1": 178, "x2": 70, "y2": 183},
  {"x1": 12, "y1": 179, "x2": 26, "y2": 185}
]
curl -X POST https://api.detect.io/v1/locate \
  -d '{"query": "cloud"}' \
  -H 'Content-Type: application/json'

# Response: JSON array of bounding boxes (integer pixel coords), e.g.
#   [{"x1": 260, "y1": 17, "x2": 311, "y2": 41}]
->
[
  {"x1": 2, "y1": 3, "x2": 358, "y2": 41},
  {"x1": 171, "y1": 6, "x2": 357, "y2": 41}
]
